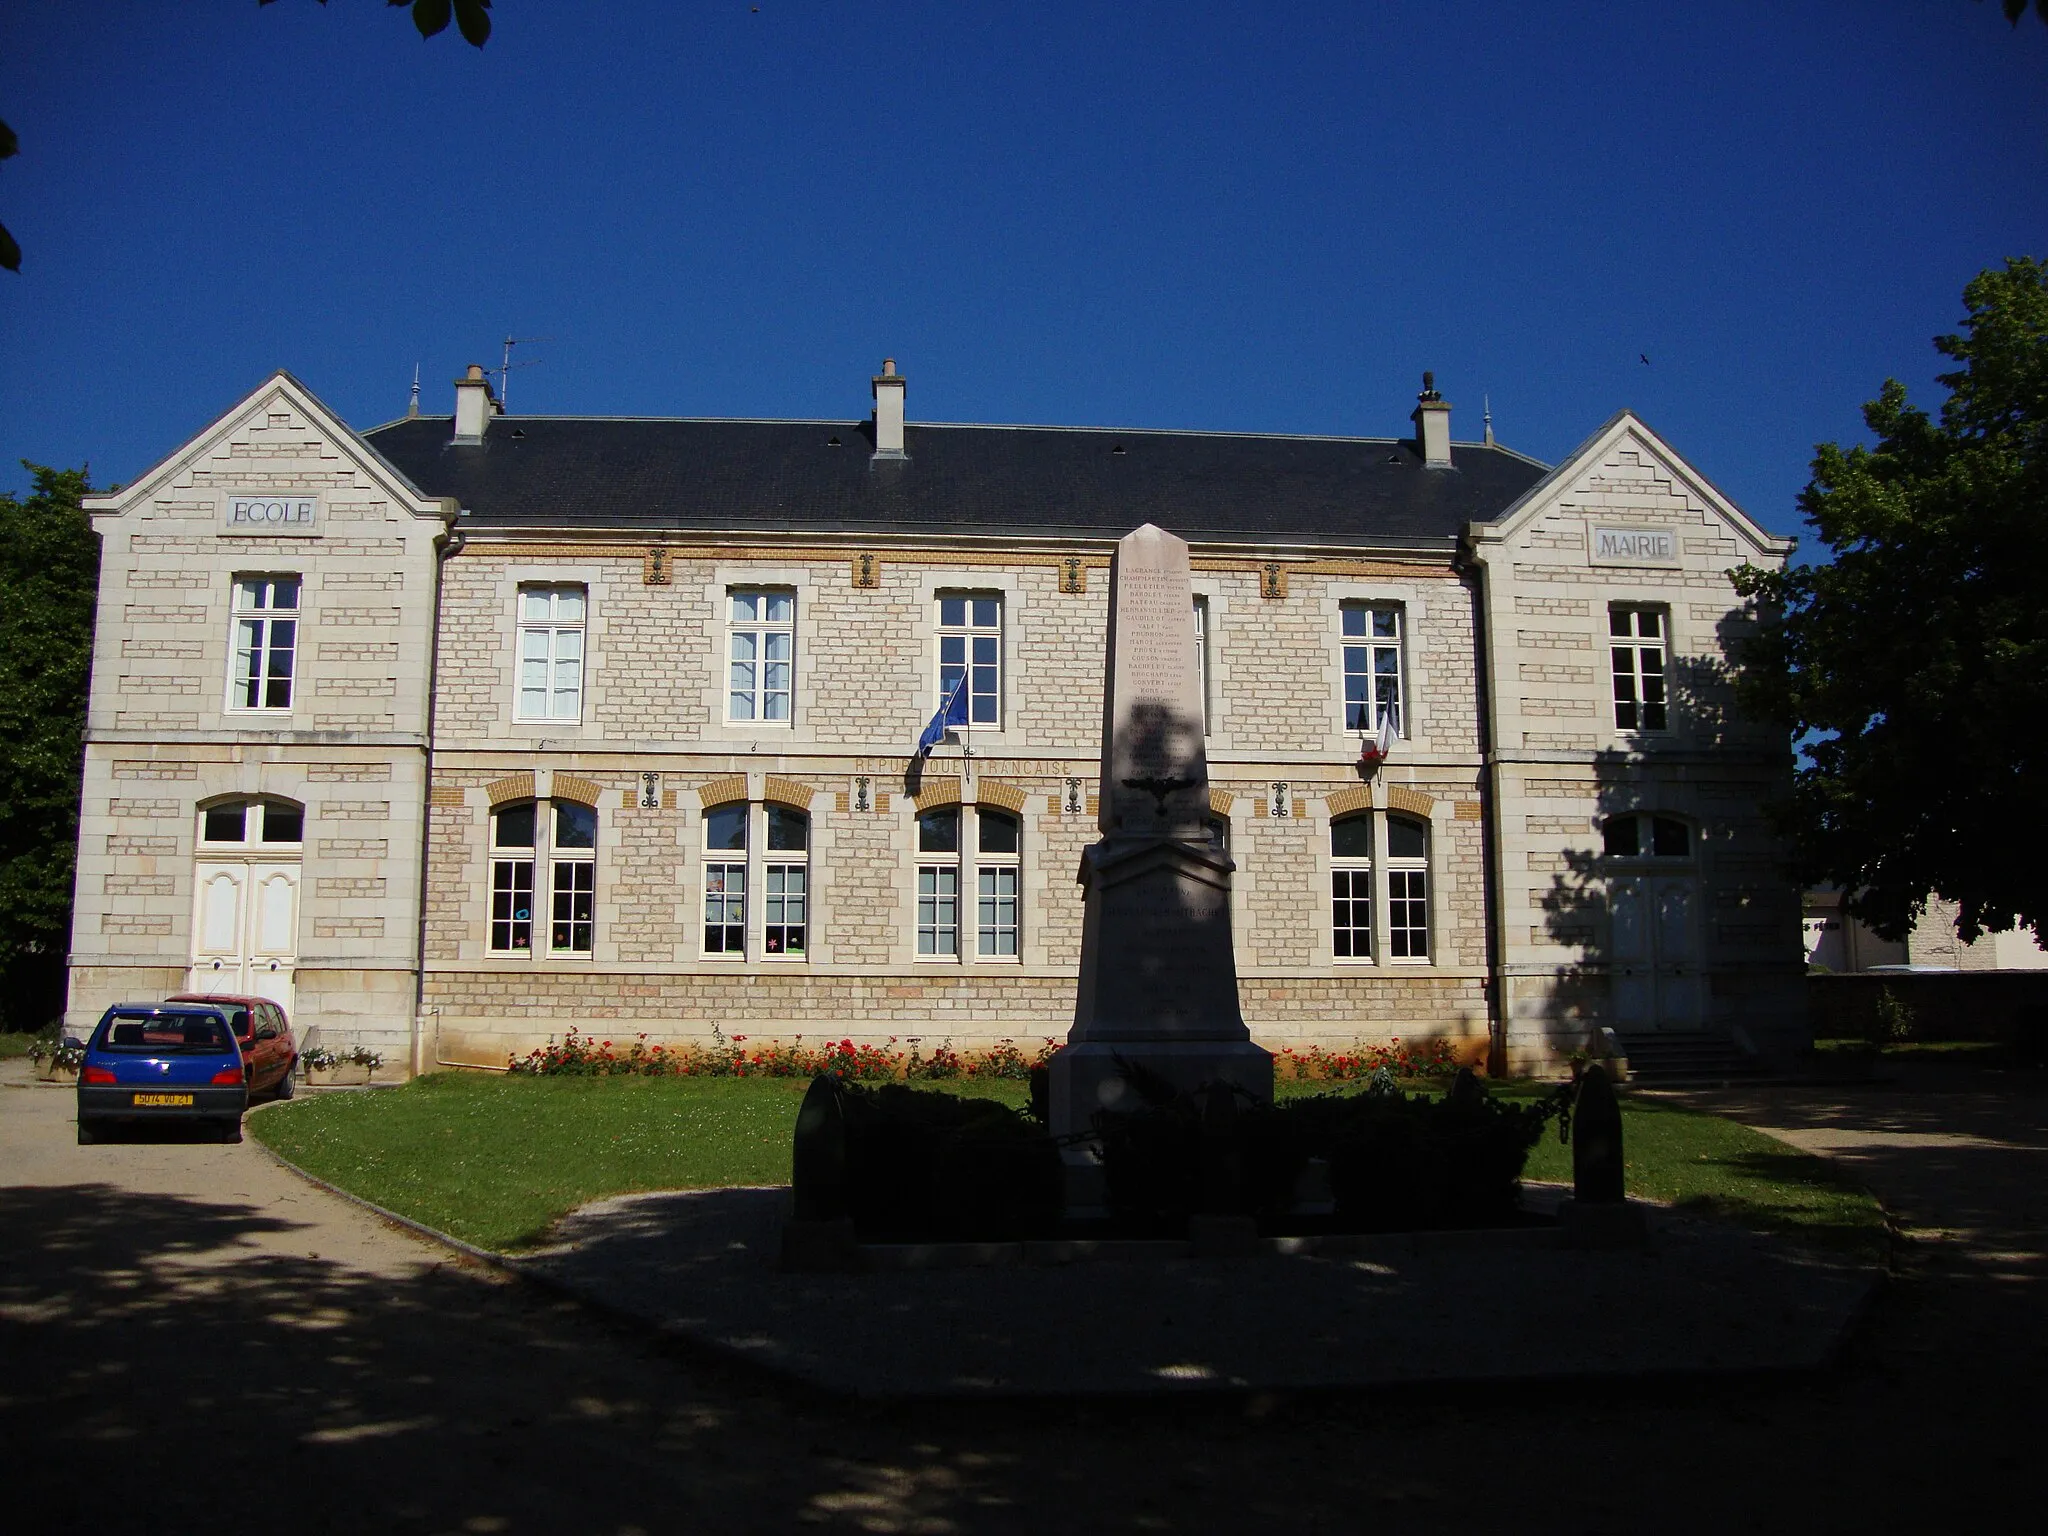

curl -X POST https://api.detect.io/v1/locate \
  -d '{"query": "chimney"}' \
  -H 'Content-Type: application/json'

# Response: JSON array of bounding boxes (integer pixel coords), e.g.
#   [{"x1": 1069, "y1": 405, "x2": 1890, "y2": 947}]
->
[
  {"x1": 1411, "y1": 371, "x2": 1452, "y2": 467},
  {"x1": 871, "y1": 357, "x2": 907, "y2": 460},
  {"x1": 452, "y1": 363, "x2": 498, "y2": 445}
]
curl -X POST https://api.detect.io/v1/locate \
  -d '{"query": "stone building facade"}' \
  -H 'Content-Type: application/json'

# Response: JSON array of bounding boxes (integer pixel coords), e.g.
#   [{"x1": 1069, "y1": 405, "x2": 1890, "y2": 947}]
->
[{"x1": 68, "y1": 366, "x2": 1803, "y2": 1075}]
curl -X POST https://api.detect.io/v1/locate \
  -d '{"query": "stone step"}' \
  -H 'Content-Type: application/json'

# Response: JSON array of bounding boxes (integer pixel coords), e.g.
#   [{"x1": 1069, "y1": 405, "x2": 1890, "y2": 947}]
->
[{"x1": 1614, "y1": 1031, "x2": 1764, "y2": 1083}]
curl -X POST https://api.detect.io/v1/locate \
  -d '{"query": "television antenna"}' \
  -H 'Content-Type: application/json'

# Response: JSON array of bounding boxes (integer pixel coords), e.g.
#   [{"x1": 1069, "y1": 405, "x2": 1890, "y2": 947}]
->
[{"x1": 493, "y1": 335, "x2": 554, "y2": 413}]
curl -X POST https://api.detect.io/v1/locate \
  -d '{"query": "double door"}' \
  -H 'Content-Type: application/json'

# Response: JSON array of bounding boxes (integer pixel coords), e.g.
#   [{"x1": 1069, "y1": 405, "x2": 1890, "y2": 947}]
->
[
  {"x1": 1610, "y1": 874, "x2": 1702, "y2": 1030},
  {"x1": 189, "y1": 860, "x2": 299, "y2": 1013}
]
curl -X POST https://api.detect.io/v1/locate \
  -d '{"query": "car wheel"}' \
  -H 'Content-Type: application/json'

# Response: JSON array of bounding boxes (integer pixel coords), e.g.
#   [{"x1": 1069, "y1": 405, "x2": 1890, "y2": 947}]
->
[
  {"x1": 273, "y1": 1062, "x2": 296, "y2": 1101},
  {"x1": 76, "y1": 1120, "x2": 97, "y2": 1146}
]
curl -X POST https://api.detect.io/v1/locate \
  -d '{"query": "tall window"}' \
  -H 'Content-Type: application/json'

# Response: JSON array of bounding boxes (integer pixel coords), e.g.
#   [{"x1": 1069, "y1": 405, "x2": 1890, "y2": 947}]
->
[
  {"x1": 1330, "y1": 814, "x2": 1373, "y2": 959},
  {"x1": 1609, "y1": 606, "x2": 1668, "y2": 732},
  {"x1": 727, "y1": 589, "x2": 794, "y2": 722},
  {"x1": 229, "y1": 575, "x2": 300, "y2": 711},
  {"x1": 1329, "y1": 812, "x2": 1430, "y2": 961},
  {"x1": 518, "y1": 586, "x2": 586, "y2": 722},
  {"x1": 1386, "y1": 817, "x2": 1430, "y2": 960},
  {"x1": 701, "y1": 801, "x2": 808, "y2": 959},
  {"x1": 1341, "y1": 603, "x2": 1403, "y2": 734},
  {"x1": 549, "y1": 802, "x2": 597, "y2": 955},
  {"x1": 976, "y1": 809, "x2": 1021, "y2": 958},
  {"x1": 764, "y1": 806, "x2": 809, "y2": 957},
  {"x1": 201, "y1": 798, "x2": 303, "y2": 847},
  {"x1": 702, "y1": 804, "x2": 748, "y2": 955},
  {"x1": 917, "y1": 804, "x2": 1022, "y2": 960},
  {"x1": 917, "y1": 808, "x2": 961, "y2": 957},
  {"x1": 490, "y1": 803, "x2": 537, "y2": 954},
  {"x1": 489, "y1": 799, "x2": 597, "y2": 956},
  {"x1": 937, "y1": 594, "x2": 1002, "y2": 726},
  {"x1": 1192, "y1": 597, "x2": 1211, "y2": 733}
]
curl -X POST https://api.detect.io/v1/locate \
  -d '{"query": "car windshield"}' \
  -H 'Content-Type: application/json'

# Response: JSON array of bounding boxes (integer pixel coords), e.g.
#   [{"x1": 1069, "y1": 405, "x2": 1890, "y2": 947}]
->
[
  {"x1": 172, "y1": 998, "x2": 251, "y2": 1035},
  {"x1": 97, "y1": 1013, "x2": 235, "y2": 1054}
]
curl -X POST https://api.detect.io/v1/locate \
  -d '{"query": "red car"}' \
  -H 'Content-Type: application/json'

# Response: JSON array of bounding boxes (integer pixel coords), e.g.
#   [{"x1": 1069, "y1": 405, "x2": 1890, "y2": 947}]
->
[{"x1": 165, "y1": 994, "x2": 299, "y2": 1100}]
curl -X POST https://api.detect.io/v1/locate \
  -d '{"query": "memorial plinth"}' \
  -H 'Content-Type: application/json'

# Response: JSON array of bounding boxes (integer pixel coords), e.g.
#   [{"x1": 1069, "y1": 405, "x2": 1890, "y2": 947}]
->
[{"x1": 1048, "y1": 525, "x2": 1273, "y2": 1146}]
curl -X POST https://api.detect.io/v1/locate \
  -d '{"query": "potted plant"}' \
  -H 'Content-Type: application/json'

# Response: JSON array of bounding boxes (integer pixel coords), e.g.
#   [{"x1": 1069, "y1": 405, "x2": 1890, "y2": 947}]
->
[
  {"x1": 28, "y1": 1027, "x2": 84, "y2": 1082},
  {"x1": 348, "y1": 1045, "x2": 385, "y2": 1084},
  {"x1": 300, "y1": 1045, "x2": 342, "y2": 1085}
]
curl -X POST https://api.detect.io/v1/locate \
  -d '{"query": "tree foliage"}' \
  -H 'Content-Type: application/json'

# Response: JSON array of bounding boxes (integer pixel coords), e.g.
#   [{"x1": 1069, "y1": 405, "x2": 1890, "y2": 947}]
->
[
  {"x1": 0, "y1": 467, "x2": 98, "y2": 1030},
  {"x1": 1732, "y1": 258, "x2": 2048, "y2": 943}
]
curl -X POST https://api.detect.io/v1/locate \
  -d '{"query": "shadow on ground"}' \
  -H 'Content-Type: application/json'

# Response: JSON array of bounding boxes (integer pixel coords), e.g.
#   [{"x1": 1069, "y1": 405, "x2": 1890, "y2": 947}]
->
[{"x1": 3, "y1": 1070, "x2": 2046, "y2": 1532}]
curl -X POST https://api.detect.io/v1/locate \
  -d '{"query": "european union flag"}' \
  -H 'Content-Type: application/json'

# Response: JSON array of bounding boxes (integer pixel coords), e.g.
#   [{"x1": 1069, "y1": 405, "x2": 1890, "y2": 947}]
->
[{"x1": 916, "y1": 674, "x2": 969, "y2": 760}]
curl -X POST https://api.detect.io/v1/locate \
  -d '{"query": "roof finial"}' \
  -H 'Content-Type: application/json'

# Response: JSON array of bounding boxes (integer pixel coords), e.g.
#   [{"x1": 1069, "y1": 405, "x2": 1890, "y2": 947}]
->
[
  {"x1": 1483, "y1": 393, "x2": 1494, "y2": 446},
  {"x1": 407, "y1": 363, "x2": 421, "y2": 419}
]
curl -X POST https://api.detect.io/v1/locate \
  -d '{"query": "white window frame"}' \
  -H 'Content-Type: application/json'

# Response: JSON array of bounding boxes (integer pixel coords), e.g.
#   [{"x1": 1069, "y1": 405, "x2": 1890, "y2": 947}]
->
[
  {"x1": 1386, "y1": 815, "x2": 1430, "y2": 961},
  {"x1": 700, "y1": 800, "x2": 811, "y2": 960},
  {"x1": 488, "y1": 802, "x2": 539, "y2": 956},
  {"x1": 915, "y1": 803, "x2": 1022, "y2": 962},
  {"x1": 227, "y1": 574, "x2": 301, "y2": 714},
  {"x1": 516, "y1": 585, "x2": 587, "y2": 723},
  {"x1": 1192, "y1": 596, "x2": 1211, "y2": 735},
  {"x1": 487, "y1": 798, "x2": 598, "y2": 958},
  {"x1": 936, "y1": 592, "x2": 1003, "y2": 729},
  {"x1": 701, "y1": 802, "x2": 749, "y2": 958},
  {"x1": 1330, "y1": 813, "x2": 1374, "y2": 961},
  {"x1": 725, "y1": 588, "x2": 796, "y2": 724},
  {"x1": 762, "y1": 804, "x2": 810, "y2": 960},
  {"x1": 547, "y1": 801, "x2": 598, "y2": 957},
  {"x1": 1609, "y1": 604, "x2": 1669, "y2": 733},
  {"x1": 1340, "y1": 602, "x2": 1404, "y2": 736}
]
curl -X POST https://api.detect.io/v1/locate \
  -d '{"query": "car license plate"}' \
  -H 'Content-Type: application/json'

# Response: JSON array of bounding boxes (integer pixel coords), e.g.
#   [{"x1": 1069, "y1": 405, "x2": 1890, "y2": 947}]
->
[{"x1": 131, "y1": 1093, "x2": 194, "y2": 1107}]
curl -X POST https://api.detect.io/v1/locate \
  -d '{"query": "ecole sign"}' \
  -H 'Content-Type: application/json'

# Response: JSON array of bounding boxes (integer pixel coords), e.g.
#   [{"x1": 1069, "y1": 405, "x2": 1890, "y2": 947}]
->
[
  {"x1": 222, "y1": 495, "x2": 320, "y2": 535},
  {"x1": 1588, "y1": 525, "x2": 1677, "y2": 566}
]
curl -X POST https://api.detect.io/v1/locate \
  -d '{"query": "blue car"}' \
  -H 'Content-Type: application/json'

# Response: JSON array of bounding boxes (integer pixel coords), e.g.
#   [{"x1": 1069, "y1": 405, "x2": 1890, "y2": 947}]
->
[{"x1": 76, "y1": 1004, "x2": 250, "y2": 1145}]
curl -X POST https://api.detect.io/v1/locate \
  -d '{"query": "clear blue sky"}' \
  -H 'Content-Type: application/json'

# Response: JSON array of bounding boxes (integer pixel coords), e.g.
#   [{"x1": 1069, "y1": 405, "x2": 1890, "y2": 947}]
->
[{"x1": 2, "y1": 2, "x2": 2043, "y2": 539}]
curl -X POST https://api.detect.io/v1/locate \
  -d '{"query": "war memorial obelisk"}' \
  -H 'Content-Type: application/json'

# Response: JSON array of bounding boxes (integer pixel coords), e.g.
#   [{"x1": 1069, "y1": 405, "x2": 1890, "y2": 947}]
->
[{"x1": 1047, "y1": 524, "x2": 1274, "y2": 1142}]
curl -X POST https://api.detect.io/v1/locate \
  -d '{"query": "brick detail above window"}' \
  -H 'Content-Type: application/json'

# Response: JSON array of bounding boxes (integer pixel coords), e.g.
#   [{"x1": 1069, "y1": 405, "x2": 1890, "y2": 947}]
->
[
  {"x1": 1387, "y1": 786, "x2": 1436, "y2": 819},
  {"x1": 975, "y1": 780, "x2": 1028, "y2": 814},
  {"x1": 551, "y1": 772, "x2": 605, "y2": 808},
  {"x1": 427, "y1": 786, "x2": 466, "y2": 807},
  {"x1": 764, "y1": 775, "x2": 816, "y2": 811},
  {"x1": 486, "y1": 773, "x2": 536, "y2": 806},
  {"x1": 696, "y1": 775, "x2": 747, "y2": 810},
  {"x1": 914, "y1": 777, "x2": 963, "y2": 812},
  {"x1": 1208, "y1": 787, "x2": 1236, "y2": 816},
  {"x1": 1325, "y1": 785, "x2": 1372, "y2": 818}
]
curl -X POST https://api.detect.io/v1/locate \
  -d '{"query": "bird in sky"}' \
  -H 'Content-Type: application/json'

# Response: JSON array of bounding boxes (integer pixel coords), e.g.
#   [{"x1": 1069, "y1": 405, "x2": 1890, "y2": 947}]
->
[{"x1": 1640, "y1": 353, "x2": 1652, "y2": 365}]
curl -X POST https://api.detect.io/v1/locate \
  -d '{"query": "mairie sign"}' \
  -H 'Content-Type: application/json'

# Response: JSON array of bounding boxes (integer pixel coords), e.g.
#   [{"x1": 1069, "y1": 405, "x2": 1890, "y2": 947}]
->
[
  {"x1": 223, "y1": 495, "x2": 320, "y2": 534},
  {"x1": 1588, "y1": 525, "x2": 1677, "y2": 565}
]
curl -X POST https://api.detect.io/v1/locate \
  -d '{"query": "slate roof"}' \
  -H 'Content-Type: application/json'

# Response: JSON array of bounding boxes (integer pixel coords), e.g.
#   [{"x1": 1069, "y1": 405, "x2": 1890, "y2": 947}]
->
[{"x1": 363, "y1": 416, "x2": 1550, "y2": 549}]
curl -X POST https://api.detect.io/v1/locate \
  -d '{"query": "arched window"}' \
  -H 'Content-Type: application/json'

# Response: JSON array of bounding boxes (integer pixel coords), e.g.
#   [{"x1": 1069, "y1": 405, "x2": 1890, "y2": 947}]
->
[
  {"x1": 199, "y1": 796, "x2": 304, "y2": 848},
  {"x1": 703, "y1": 802, "x2": 748, "y2": 955},
  {"x1": 1386, "y1": 816, "x2": 1429, "y2": 959},
  {"x1": 550, "y1": 801, "x2": 597, "y2": 955},
  {"x1": 490, "y1": 802, "x2": 537, "y2": 953},
  {"x1": 1330, "y1": 813, "x2": 1373, "y2": 958},
  {"x1": 702, "y1": 800, "x2": 810, "y2": 960},
  {"x1": 764, "y1": 806, "x2": 809, "y2": 957},
  {"x1": 490, "y1": 798, "x2": 598, "y2": 956},
  {"x1": 915, "y1": 802, "x2": 1022, "y2": 961},
  {"x1": 917, "y1": 808, "x2": 961, "y2": 957},
  {"x1": 1329, "y1": 811, "x2": 1430, "y2": 962},
  {"x1": 976, "y1": 808, "x2": 1020, "y2": 957},
  {"x1": 1602, "y1": 813, "x2": 1691, "y2": 859}
]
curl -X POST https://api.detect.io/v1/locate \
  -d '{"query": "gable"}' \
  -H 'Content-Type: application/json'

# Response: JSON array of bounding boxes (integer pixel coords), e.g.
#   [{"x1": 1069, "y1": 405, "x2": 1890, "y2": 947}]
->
[
  {"x1": 1465, "y1": 411, "x2": 1794, "y2": 570},
  {"x1": 82, "y1": 371, "x2": 455, "y2": 530}
]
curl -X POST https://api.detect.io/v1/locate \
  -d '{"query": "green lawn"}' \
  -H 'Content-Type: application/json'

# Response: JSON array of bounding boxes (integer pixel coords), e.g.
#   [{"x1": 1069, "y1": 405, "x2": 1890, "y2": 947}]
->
[{"x1": 253, "y1": 1071, "x2": 1885, "y2": 1260}]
